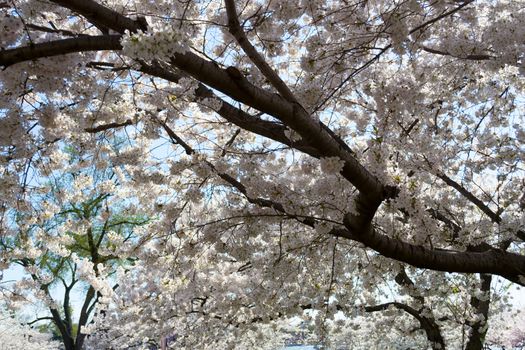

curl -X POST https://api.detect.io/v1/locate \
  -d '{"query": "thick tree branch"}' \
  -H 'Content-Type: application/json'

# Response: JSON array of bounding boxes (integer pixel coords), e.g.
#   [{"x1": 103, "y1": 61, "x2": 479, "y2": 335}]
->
[
  {"x1": 395, "y1": 269, "x2": 425, "y2": 305},
  {"x1": 3, "y1": 0, "x2": 524, "y2": 288},
  {"x1": 63, "y1": 284, "x2": 73, "y2": 341},
  {"x1": 1, "y1": 0, "x2": 389, "y2": 214},
  {"x1": 166, "y1": 55, "x2": 382, "y2": 198},
  {"x1": 62, "y1": 96, "x2": 525, "y2": 286},
  {"x1": 427, "y1": 207, "x2": 461, "y2": 240},
  {"x1": 76, "y1": 286, "x2": 96, "y2": 350},
  {"x1": 48, "y1": 0, "x2": 146, "y2": 34},
  {"x1": 393, "y1": 269, "x2": 445, "y2": 349},
  {"x1": 138, "y1": 62, "x2": 322, "y2": 158},
  {"x1": 365, "y1": 302, "x2": 420, "y2": 319},
  {"x1": 333, "y1": 222, "x2": 525, "y2": 285},
  {"x1": 0, "y1": 35, "x2": 122, "y2": 68},
  {"x1": 49, "y1": 306, "x2": 75, "y2": 350}
]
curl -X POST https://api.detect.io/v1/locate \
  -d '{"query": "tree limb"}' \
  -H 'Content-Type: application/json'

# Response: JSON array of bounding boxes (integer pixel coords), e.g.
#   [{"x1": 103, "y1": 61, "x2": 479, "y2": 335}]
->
[
  {"x1": 48, "y1": 0, "x2": 145, "y2": 34},
  {"x1": 0, "y1": 35, "x2": 122, "y2": 68},
  {"x1": 334, "y1": 222, "x2": 525, "y2": 285},
  {"x1": 224, "y1": 0, "x2": 298, "y2": 103}
]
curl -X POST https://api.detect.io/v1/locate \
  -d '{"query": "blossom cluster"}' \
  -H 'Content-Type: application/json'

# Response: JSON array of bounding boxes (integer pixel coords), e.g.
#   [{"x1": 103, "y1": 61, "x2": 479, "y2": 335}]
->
[{"x1": 121, "y1": 25, "x2": 188, "y2": 62}]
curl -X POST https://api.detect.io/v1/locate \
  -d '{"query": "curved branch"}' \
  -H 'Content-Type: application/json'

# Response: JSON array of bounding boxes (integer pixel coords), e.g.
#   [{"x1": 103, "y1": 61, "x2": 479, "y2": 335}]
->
[
  {"x1": 84, "y1": 119, "x2": 133, "y2": 133},
  {"x1": 26, "y1": 316, "x2": 55, "y2": 325},
  {"x1": 138, "y1": 62, "x2": 322, "y2": 158},
  {"x1": 365, "y1": 302, "x2": 444, "y2": 350},
  {"x1": 3, "y1": 0, "x2": 524, "y2": 289},
  {"x1": 48, "y1": 0, "x2": 145, "y2": 34},
  {"x1": 0, "y1": 35, "x2": 122, "y2": 68},
  {"x1": 87, "y1": 105, "x2": 525, "y2": 286},
  {"x1": 168, "y1": 50, "x2": 387, "y2": 201},
  {"x1": 395, "y1": 269, "x2": 425, "y2": 305},
  {"x1": 334, "y1": 221, "x2": 525, "y2": 285},
  {"x1": 3, "y1": 0, "x2": 391, "y2": 242},
  {"x1": 365, "y1": 302, "x2": 421, "y2": 320}
]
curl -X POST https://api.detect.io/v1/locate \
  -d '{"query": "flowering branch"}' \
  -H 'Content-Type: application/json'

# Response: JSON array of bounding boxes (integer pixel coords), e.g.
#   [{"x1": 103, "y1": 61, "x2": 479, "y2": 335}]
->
[{"x1": 2, "y1": 0, "x2": 525, "y2": 289}]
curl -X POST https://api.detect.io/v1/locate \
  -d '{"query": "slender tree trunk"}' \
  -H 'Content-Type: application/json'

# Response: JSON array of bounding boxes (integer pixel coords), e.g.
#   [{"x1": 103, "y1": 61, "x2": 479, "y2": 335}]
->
[{"x1": 465, "y1": 274, "x2": 492, "y2": 350}]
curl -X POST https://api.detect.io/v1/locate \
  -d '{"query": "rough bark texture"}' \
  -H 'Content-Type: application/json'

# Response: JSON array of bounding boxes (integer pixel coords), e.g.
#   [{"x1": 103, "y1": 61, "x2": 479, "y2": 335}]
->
[{"x1": 465, "y1": 274, "x2": 492, "y2": 350}]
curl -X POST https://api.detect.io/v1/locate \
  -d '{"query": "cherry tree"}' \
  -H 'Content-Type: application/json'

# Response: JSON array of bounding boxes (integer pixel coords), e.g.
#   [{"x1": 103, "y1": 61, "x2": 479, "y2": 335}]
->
[
  {"x1": 0, "y1": 306, "x2": 60, "y2": 350},
  {"x1": 0, "y1": 144, "x2": 154, "y2": 350},
  {"x1": 1, "y1": 0, "x2": 524, "y2": 348}
]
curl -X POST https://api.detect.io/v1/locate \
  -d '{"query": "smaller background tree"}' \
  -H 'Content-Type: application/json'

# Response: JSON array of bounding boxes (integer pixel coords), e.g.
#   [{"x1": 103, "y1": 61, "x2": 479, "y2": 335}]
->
[{"x1": 0, "y1": 142, "x2": 153, "y2": 350}]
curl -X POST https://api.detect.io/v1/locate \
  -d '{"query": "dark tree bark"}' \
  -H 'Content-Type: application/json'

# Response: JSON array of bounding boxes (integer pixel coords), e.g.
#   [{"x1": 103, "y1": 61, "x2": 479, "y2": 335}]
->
[{"x1": 465, "y1": 274, "x2": 492, "y2": 350}]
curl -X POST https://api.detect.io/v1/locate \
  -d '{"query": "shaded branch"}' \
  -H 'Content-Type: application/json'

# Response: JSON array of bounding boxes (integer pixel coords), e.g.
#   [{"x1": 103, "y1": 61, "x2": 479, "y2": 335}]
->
[
  {"x1": 365, "y1": 302, "x2": 444, "y2": 350},
  {"x1": 395, "y1": 268, "x2": 425, "y2": 305},
  {"x1": 157, "y1": 117, "x2": 525, "y2": 285},
  {"x1": 433, "y1": 171, "x2": 525, "y2": 242},
  {"x1": 393, "y1": 269, "x2": 445, "y2": 349},
  {"x1": 26, "y1": 23, "x2": 90, "y2": 37},
  {"x1": 409, "y1": 0, "x2": 475, "y2": 35},
  {"x1": 138, "y1": 62, "x2": 322, "y2": 158},
  {"x1": 48, "y1": 0, "x2": 146, "y2": 34},
  {"x1": 75, "y1": 286, "x2": 96, "y2": 350},
  {"x1": 333, "y1": 222, "x2": 525, "y2": 286},
  {"x1": 0, "y1": 35, "x2": 122, "y2": 68},
  {"x1": 84, "y1": 119, "x2": 133, "y2": 133},
  {"x1": 26, "y1": 316, "x2": 55, "y2": 326},
  {"x1": 437, "y1": 173, "x2": 500, "y2": 223},
  {"x1": 420, "y1": 45, "x2": 492, "y2": 61}
]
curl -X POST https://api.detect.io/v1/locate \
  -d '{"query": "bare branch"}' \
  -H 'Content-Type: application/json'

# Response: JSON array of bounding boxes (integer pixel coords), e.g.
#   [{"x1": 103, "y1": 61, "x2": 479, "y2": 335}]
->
[
  {"x1": 0, "y1": 35, "x2": 122, "y2": 68},
  {"x1": 26, "y1": 23, "x2": 90, "y2": 37},
  {"x1": 224, "y1": 0, "x2": 298, "y2": 103},
  {"x1": 335, "y1": 221, "x2": 525, "y2": 285},
  {"x1": 85, "y1": 119, "x2": 133, "y2": 133},
  {"x1": 420, "y1": 45, "x2": 492, "y2": 61},
  {"x1": 437, "y1": 172, "x2": 499, "y2": 222},
  {"x1": 365, "y1": 302, "x2": 444, "y2": 350},
  {"x1": 48, "y1": 0, "x2": 146, "y2": 34},
  {"x1": 26, "y1": 316, "x2": 55, "y2": 326},
  {"x1": 409, "y1": 0, "x2": 475, "y2": 36}
]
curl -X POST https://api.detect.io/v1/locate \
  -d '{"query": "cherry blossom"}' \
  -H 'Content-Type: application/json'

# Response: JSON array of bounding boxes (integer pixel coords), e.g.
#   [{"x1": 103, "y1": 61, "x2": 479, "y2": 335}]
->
[{"x1": 1, "y1": 0, "x2": 524, "y2": 349}]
